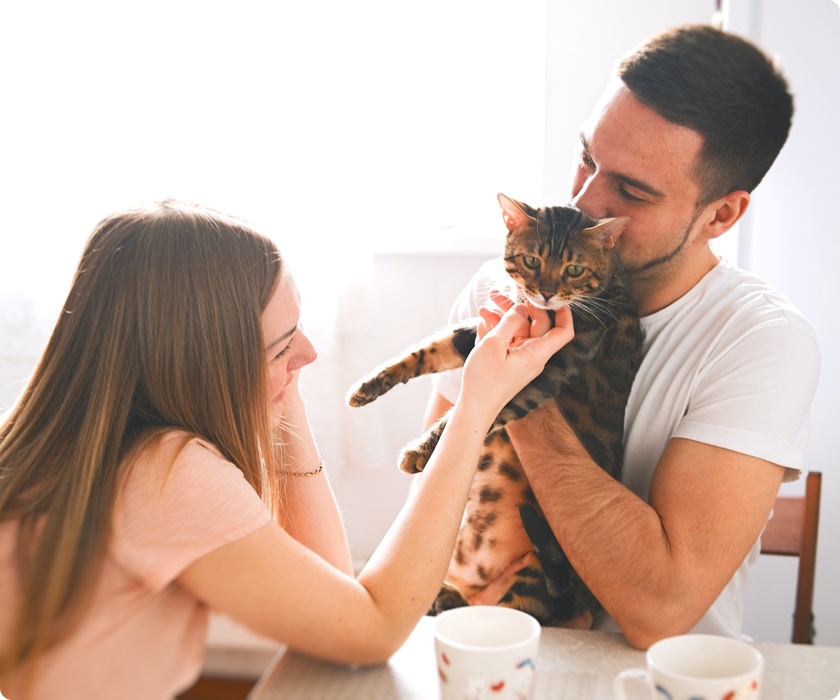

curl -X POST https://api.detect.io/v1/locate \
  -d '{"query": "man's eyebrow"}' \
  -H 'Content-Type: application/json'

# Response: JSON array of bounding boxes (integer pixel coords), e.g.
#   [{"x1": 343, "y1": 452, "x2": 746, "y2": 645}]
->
[
  {"x1": 266, "y1": 325, "x2": 297, "y2": 351},
  {"x1": 580, "y1": 134, "x2": 666, "y2": 199}
]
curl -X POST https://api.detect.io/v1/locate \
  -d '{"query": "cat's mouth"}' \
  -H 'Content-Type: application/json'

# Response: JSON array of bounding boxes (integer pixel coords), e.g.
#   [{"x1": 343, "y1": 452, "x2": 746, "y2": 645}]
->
[{"x1": 519, "y1": 288, "x2": 569, "y2": 312}]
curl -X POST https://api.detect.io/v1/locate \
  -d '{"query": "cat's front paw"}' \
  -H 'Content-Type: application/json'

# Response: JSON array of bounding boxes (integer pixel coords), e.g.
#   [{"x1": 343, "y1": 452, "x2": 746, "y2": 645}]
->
[
  {"x1": 346, "y1": 374, "x2": 393, "y2": 407},
  {"x1": 399, "y1": 421, "x2": 446, "y2": 473},
  {"x1": 398, "y1": 437, "x2": 436, "y2": 474}
]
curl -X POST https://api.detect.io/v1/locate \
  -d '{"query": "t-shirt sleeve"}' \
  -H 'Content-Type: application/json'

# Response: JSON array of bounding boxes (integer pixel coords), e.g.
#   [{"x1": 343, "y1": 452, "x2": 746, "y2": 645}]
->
[
  {"x1": 113, "y1": 434, "x2": 272, "y2": 591},
  {"x1": 672, "y1": 322, "x2": 820, "y2": 472}
]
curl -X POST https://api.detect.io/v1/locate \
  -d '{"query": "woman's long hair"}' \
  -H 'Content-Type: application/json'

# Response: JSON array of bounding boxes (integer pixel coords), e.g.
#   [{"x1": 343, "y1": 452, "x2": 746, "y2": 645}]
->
[{"x1": 0, "y1": 200, "x2": 283, "y2": 674}]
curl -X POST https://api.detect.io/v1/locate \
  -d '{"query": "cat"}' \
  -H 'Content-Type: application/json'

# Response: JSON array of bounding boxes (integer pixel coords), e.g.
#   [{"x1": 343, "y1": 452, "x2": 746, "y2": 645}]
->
[{"x1": 346, "y1": 194, "x2": 644, "y2": 625}]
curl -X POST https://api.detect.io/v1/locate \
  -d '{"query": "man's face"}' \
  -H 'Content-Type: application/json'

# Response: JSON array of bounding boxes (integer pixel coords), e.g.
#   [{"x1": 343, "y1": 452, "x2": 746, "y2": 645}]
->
[{"x1": 570, "y1": 81, "x2": 708, "y2": 283}]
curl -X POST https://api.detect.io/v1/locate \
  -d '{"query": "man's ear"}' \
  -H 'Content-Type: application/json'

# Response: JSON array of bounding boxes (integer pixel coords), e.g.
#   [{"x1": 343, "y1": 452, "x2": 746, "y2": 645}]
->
[{"x1": 702, "y1": 190, "x2": 750, "y2": 240}]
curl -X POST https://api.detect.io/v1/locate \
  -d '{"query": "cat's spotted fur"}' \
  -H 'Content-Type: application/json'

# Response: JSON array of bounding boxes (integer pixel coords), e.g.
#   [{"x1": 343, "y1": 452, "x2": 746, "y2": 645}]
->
[{"x1": 347, "y1": 194, "x2": 643, "y2": 625}]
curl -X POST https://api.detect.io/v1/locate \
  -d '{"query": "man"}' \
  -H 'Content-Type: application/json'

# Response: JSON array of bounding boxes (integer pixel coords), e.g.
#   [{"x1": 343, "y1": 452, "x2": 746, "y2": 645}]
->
[{"x1": 423, "y1": 24, "x2": 820, "y2": 649}]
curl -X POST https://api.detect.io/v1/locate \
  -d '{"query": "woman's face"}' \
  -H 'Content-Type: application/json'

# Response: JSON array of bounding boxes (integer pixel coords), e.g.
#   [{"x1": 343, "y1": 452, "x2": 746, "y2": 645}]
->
[{"x1": 261, "y1": 272, "x2": 317, "y2": 423}]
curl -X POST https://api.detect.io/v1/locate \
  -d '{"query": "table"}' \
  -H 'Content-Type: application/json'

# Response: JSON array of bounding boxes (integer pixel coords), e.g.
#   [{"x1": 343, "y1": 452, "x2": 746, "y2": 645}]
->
[{"x1": 249, "y1": 616, "x2": 840, "y2": 699}]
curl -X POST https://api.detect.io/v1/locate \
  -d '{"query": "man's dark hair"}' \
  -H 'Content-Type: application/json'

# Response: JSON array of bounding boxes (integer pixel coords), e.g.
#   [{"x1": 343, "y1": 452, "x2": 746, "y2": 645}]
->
[{"x1": 617, "y1": 24, "x2": 794, "y2": 204}]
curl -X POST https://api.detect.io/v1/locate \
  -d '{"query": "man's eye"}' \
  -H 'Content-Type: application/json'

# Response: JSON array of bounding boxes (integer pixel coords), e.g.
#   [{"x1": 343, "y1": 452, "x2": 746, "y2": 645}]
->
[{"x1": 619, "y1": 188, "x2": 646, "y2": 204}]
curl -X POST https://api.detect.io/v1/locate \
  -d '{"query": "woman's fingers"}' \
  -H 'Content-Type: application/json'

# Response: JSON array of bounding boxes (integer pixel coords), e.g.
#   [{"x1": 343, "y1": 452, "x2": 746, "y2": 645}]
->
[
  {"x1": 488, "y1": 289, "x2": 515, "y2": 311},
  {"x1": 478, "y1": 292, "x2": 527, "y2": 341},
  {"x1": 525, "y1": 301, "x2": 553, "y2": 337},
  {"x1": 463, "y1": 303, "x2": 574, "y2": 418}
]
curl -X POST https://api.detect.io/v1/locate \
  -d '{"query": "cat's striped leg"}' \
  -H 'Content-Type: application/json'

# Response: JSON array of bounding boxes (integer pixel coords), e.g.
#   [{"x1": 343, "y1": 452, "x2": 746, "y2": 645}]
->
[{"x1": 398, "y1": 415, "x2": 448, "y2": 473}]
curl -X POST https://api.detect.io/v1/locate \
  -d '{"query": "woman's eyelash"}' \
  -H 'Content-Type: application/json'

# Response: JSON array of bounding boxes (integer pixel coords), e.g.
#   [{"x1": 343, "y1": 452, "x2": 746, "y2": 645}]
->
[{"x1": 275, "y1": 340, "x2": 293, "y2": 359}]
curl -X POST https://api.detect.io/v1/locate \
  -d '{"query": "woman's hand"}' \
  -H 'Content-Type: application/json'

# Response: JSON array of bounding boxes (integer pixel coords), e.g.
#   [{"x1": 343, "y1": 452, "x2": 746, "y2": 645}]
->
[
  {"x1": 460, "y1": 298, "x2": 574, "y2": 424},
  {"x1": 476, "y1": 290, "x2": 556, "y2": 341}
]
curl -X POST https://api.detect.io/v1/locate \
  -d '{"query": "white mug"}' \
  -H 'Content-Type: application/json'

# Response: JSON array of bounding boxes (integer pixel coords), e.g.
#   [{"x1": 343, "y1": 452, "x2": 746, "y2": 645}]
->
[
  {"x1": 434, "y1": 606, "x2": 540, "y2": 700},
  {"x1": 614, "y1": 634, "x2": 764, "y2": 700}
]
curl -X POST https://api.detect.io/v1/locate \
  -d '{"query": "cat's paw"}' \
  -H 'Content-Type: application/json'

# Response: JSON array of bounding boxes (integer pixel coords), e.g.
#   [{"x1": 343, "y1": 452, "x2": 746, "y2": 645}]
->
[
  {"x1": 346, "y1": 375, "x2": 392, "y2": 407},
  {"x1": 398, "y1": 437, "x2": 436, "y2": 474},
  {"x1": 429, "y1": 583, "x2": 469, "y2": 615}
]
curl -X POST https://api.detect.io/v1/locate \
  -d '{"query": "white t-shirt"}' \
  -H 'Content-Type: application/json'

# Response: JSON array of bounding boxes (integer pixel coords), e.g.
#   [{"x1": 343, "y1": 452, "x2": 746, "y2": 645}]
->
[{"x1": 433, "y1": 257, "x2": 820, "y2": 638}]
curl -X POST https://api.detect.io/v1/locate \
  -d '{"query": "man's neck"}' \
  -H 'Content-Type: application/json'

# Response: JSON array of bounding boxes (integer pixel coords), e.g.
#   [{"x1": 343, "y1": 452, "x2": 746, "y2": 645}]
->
[{"x1": 632, "y1": 248, "x2": 721, "y2": 317}]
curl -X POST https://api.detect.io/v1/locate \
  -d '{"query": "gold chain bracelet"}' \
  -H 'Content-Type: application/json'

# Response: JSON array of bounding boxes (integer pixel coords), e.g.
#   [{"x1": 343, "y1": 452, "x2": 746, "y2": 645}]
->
[{"x1": 278, "y1": 459, "x2": 324, "y2": 477}]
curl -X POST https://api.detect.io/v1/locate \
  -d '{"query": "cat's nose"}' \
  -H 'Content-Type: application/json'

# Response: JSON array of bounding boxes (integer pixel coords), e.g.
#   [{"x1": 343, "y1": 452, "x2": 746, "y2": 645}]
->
[{"x1": 540, "y1": 290, "x2": 555, "y2": 301}]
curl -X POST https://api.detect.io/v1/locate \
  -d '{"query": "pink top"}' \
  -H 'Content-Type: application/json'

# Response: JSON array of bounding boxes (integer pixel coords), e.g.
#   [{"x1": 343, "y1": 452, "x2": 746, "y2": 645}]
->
[{"x1": 0, "y1": 432, "x2": 271, "y2": 699}]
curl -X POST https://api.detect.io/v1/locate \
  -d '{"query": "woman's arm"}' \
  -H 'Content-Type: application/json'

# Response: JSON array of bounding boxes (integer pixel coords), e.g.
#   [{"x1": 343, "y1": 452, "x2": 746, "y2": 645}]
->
[
  {"x1": 272, "y1": 384, "x2": 355, "y2": 576},
  {"x1": 177, "y1": 303, "x2": 574, "y2": 665}
]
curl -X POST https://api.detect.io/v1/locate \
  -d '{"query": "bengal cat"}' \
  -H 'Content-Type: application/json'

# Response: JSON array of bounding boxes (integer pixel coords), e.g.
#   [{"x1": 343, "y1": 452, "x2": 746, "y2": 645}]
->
[{"x1": 347, "y1": 194, "x2": 644, "y2": 625}]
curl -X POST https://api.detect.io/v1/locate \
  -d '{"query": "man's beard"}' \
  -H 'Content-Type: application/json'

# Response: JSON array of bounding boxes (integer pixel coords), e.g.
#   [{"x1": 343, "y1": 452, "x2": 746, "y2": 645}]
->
[{"x1": 623, "y1": 208, "x2": 702, "y2": 278}]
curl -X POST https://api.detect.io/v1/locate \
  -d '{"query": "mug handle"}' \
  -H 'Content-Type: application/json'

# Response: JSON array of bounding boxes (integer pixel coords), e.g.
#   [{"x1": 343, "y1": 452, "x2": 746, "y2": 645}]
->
[{"x1": 613, "y1": 667, "x2": 653, "y2": 700}]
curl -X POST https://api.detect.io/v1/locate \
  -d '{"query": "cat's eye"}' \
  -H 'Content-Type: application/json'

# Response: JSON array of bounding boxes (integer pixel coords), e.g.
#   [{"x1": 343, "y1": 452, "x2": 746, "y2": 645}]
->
[
  {"x1": 566, "y1": 265, "x2": 585, "y2": 278},
  {"x1": 522, "y1": 255, "x2": 540, "y2": 270}
]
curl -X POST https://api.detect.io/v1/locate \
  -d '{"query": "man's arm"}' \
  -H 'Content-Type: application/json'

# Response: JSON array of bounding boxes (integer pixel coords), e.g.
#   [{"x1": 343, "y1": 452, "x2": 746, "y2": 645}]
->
[{"x1": 506, "y1": 402, "x2": 785, "y2": 649}]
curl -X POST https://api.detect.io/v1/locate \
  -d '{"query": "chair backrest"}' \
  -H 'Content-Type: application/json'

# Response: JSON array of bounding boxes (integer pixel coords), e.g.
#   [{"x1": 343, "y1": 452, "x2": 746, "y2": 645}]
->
[{"x1": 760, "y1": 471, "x2": 822, "y2": 644}]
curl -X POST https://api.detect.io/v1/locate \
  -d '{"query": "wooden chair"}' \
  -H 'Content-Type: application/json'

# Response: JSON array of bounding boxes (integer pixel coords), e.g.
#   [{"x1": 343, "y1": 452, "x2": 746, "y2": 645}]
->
[
  {"x1": 760, "y1": 471, "x2": 822, "y2": 644},
  {"x1": 176, "y1": 676, "x2": 254, "y2": 700}
]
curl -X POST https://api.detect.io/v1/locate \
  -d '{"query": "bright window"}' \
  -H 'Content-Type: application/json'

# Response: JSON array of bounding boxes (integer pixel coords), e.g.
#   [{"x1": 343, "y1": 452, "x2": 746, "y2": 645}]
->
[{"x1": 1, "y1": 1, "x2": 547, "y2": 306}]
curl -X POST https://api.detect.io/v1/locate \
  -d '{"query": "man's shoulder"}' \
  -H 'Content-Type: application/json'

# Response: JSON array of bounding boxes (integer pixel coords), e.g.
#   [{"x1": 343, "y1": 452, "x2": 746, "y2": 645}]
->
[
  {"x1": 708, "y1": 260, "x2": 814, "y2": 334},
  {"x1": 642, "y1": 259, "x2": 818, "y2": 357}
]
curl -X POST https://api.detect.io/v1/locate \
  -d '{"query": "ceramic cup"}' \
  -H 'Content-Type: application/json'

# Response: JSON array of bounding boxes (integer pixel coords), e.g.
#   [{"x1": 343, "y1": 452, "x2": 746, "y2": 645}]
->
[
  {"x1": 613, "y1": 634, "x2": 764, "y2": 700},
  {"x1": 434, "y1": 606, "x2": 540, "y2": 700}
]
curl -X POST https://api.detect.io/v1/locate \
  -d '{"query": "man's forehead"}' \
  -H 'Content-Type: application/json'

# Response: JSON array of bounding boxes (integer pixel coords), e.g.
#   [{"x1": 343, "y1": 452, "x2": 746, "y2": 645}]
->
[{"x1": 582, "y1": 78, "x2": 627, "y2": 130}]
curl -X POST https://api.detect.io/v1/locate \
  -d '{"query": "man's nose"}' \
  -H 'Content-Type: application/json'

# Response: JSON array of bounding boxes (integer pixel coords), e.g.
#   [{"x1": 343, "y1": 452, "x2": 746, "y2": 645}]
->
[{"x1": 572, "y1": 175, "x2": 609, "y2": 219}]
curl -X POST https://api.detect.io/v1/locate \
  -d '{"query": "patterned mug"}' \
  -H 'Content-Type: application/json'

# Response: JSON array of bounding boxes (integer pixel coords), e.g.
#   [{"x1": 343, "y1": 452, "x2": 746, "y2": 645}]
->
[
  {"x1": 434, "y1": 606, "x2": 540, "y2": 700},
  {"x1": 614, "y1": 634, "x2": 763, "y2": 700}
]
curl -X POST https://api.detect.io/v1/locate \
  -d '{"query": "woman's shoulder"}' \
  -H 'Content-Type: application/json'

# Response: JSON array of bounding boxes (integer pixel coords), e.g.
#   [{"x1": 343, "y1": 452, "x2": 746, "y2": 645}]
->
[
  {"x1": 131, "y1": 429, "x2": 225, "y2": 466},
  {"x1": 114, "y1": 429, "x2": 270, "y2": 590},
  {"x1": 122, "y1": 429, "x2": 247, "y2": 500}
]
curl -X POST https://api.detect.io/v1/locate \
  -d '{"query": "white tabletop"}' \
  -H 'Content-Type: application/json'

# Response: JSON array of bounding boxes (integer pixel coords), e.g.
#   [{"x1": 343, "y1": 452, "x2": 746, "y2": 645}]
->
[{"x1": 249, "y1": 616, "x2": 840, "y2": 699}]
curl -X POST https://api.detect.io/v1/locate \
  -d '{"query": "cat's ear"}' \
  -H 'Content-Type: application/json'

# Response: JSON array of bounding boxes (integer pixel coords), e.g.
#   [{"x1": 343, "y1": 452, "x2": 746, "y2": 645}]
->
[
  {"x1": 582, "y1": 216, "x2": 631, "y2": 250},
  {"x1": 498, "y1": 193, "x2": 538, "y2": 233}
]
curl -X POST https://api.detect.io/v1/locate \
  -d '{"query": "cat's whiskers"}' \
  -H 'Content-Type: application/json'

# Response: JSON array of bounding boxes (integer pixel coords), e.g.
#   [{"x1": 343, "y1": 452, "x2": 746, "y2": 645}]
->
[{"x1": 569, "y1": 296, "x2": 622, "y2": 328}]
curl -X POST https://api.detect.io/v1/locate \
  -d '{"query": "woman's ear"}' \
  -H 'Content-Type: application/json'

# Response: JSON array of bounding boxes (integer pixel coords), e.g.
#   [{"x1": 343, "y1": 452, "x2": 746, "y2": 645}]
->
[{"x1": 702, "y1": 190, "x2": 751, "y2": 240}]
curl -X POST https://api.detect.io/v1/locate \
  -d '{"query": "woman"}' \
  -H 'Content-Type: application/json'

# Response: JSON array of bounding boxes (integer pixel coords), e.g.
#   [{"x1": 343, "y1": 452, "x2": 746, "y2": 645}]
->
[{"x1": 0, "y1": 200, "x2": 573, "y2": 698}]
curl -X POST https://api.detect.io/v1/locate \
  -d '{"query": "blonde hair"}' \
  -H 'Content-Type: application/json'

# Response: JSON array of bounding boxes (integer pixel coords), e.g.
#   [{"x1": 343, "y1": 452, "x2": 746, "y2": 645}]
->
[{"x1": 0, "y1": 200, "x2": 283, "y2": 674}]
